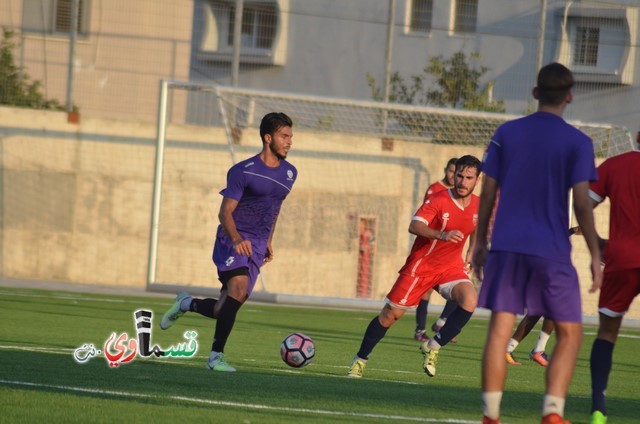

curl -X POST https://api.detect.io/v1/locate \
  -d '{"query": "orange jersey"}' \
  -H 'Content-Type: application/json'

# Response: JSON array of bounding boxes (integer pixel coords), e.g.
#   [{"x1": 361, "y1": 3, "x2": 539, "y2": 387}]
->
[
  {"x1": 400, "y1": 189, "x2": 479, "y2": 276},
  {"x1": 589, "y1": 151, "x2": 640, "y2": 272},
  {"x1": 423, "y1": 180, "x2": 450, "y2": 202}
]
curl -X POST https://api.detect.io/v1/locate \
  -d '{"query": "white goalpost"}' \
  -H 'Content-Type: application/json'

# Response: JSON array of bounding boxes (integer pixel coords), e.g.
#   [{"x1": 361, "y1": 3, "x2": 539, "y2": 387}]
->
[{"x1": 146, "y1": 80, "x2": 635, "y2": 310}]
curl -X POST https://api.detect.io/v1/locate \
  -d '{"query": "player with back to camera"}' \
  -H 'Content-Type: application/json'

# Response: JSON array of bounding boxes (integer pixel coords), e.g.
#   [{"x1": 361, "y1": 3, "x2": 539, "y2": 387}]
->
[
  {"x1": 414, "y1": 157, "x2": 460, "y2": 343},
  {"x1": 472, "y1": 62, "x2": 602, "y2": 424},
  {"x1": 587, "y1": 135, "x2": 640, "y2": 424},
  {"x1": 159, "y1": 112, "x2": 297, "y2": 372},
  {"x1": 505, "y1": 315, "x2": 555, "y2": 366},
  {"x1": 348, "y1": 155, "x2": 481, "y2": 379}
]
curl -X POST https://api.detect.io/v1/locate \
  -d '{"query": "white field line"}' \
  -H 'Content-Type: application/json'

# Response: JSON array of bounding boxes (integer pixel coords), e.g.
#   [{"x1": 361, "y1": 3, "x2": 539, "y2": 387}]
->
[{"x1": 0, "y1": 379, "x2": 479, "y2": 424}]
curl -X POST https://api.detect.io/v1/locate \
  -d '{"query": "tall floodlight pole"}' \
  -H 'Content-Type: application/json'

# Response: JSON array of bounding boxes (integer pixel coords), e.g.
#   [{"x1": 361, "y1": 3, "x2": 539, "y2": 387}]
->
[
  {"x1": 383, "y1": 0, "x2": 396, "y2": 103},
  {"x1": 231, "y1": 0, "x2": 244, "y2": 86},
  {"x1": 65, "y1": 0, "x2": 79, "y2": 112},
  {"x1": 536, "y1": 0, "x2": 548, "y2": 72}
]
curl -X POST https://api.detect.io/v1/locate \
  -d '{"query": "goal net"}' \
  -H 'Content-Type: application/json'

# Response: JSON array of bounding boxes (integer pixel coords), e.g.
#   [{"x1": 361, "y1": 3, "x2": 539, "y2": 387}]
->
[{"x1": 147, "y1": 80, "x2": 635, "y2": 307}]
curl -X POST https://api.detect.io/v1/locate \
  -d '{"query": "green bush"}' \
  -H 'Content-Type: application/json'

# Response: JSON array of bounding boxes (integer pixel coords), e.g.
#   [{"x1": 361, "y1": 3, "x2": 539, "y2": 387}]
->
[{"x1": 0, "y1": 28, "x2": 65, "y2": 111}]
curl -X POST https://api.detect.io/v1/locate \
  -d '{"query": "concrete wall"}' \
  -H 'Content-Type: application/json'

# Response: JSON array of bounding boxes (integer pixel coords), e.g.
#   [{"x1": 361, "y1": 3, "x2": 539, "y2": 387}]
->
[{"x1": 1, "y1": 106, "x2": 634, "y2": 319}]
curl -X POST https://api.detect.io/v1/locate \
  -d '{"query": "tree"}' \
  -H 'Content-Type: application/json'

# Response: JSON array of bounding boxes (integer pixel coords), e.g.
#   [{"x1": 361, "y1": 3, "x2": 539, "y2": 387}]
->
[
  {"x1": 369, "y1": 51, "x2": 505, "y2": 112},
  {"x1": 0, "y1": 29, "x2": 64, "y2": 110},
  {"x1": 367, "y1": 51, "x2": 506, "y2": 143}
]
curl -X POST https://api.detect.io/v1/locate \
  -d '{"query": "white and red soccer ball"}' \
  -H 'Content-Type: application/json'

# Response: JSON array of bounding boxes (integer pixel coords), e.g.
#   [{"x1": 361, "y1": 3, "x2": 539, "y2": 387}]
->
[{"x1": 280, "y1": 332, "x2": 315, "y2": 368}]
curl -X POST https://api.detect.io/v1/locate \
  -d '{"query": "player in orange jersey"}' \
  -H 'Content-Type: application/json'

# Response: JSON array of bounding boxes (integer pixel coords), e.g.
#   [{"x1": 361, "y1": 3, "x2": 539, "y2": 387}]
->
[
  {"x1": 348, "y1": 155, "x2": 480, "y2": 378},
  {"x1": 588, "y1": 136, "x2": 640, "y2": 424},
  {"x1": 414, "y1": 158, "x2": 460, "y2": 343}
]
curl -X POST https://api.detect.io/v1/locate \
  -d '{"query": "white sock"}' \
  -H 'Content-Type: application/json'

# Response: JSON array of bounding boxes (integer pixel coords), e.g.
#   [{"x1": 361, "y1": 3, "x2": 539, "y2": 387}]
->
[
  {"x1": 542, "y1": 395, "x2": 565, "y2": 417},
  {"x1": 208, "y1": 351, "x2": 222, "y2": 362},
  {"x1": 435, "y1": 318, "x2": 446, "y2": 327},
  {"x1": 506, "y1": 338, "x2": 520, "y2": 353},
  {"x1": 533, "y1": 331, "x2": 551, "y2": 353},
  {"x1": 427, "y1": 338, "x2": 442, "y2": 351},
  {"x1": 482, "y1": 391, "x2": 503, "y2": 419}
]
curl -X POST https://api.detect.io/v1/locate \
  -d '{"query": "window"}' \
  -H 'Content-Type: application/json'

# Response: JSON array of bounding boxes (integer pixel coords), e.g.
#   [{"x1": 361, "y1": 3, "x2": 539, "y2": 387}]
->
[
  {"x1": 199, "y1": 0, "x2": 288, "y2": 65},
  {"x1": 215, "y1": 1, "x2": 277, "y2": 50},
  {"x1": 556, "y1": 6, "x2": 637, "y2": 85},
  {"x1": 574, "y1": 25, "x2": 600, "y2": 67},
  {"x1": 410, "y1": 0, "x2": 433, "y2": 33},
  {"x1": 22, "y1": 0, "x2": 89, "y2": 35},
  {"x1": 54, "y1": 0, "x2": 87, "y2": 34},
  {"x1": 454, "y1": 0, "x2": 477, "y2": 33}
]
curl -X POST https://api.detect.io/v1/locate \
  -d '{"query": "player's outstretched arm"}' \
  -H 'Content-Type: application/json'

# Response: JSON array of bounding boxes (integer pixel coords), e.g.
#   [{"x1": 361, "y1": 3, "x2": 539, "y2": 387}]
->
[{"x1": 572, "y1": 181, "x2": 602, "y2": 293}]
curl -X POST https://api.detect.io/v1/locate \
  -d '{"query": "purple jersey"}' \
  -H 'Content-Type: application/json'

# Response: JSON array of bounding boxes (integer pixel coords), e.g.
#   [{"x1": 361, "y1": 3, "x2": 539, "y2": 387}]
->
[
  {"x1": 482, "y1": 112, "x2": 596, "y2": 263},
  {"x1": 217, "y1": 154, "x2": 297, "y2": 254}
]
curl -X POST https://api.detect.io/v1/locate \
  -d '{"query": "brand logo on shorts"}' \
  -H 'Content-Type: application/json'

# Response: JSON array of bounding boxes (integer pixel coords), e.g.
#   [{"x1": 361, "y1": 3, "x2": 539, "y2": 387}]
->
[{"x1": 225, "y1": 256, "x2": 235, "y2": 266}]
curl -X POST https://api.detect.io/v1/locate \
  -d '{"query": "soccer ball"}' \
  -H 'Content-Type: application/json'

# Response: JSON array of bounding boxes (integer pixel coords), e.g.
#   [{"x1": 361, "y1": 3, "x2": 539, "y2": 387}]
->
[{"x1": 280, "y1": 332, "x2": 315, "y2": 368}]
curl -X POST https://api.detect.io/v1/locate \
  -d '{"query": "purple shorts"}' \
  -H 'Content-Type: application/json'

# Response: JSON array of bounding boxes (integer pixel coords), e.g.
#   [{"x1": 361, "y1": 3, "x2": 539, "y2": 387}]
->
[
  {"x1": 478, "y1": 251, "x2": 582, "y2": 322},
  {"x1": 212, "y1": 234, "x2": 265, "y2": 297}
]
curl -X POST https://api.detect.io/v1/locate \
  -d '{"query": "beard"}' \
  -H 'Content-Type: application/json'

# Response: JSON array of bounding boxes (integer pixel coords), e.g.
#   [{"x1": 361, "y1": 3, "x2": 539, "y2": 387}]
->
[
  {"x1": 270, "y1": 143, "x2": 287, "y2": 160},
  {"x1": 455, "y1": 186, "x2": 472, "y2": 198}
]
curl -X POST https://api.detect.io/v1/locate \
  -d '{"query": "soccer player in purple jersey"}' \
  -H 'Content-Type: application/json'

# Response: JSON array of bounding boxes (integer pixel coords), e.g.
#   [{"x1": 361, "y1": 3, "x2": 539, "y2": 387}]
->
[
  {"x1": 472, "y1": 63, "x2": 602, "y2": 424},
  {"x1": 159, "y1": 112, "x2": 297, "y2": 372}
]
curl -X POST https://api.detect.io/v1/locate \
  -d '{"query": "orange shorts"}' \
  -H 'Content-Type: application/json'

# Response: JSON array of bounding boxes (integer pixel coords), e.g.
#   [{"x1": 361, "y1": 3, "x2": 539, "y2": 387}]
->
[
  {"x1": 599, "y1": 268, "x2": 640, "y2": 317},
  {"x1": 385, "y1": 268, "x2": 471, "y2": 309}
]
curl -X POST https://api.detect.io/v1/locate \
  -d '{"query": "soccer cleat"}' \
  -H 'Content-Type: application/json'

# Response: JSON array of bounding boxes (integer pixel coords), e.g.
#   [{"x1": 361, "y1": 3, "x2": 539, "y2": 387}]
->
[
  {"x1": 206, "y1": 353, "x2": 236, "y2": 372},
  {"x1": 160, "y1": 291, "x2": 191, "y2": 330},
  {"x1": 431, "y1": 323, "x2": 457, "y2": 343},
  {"x1": 414, "y1": 330, "x2": 430, "y2": 342},
  {"x1": 347, "y1": 356, "x2": 367, "y2": 378},
  {"x1": 482, "y1": 416, "x2": 501, "y2": 424},
  {"x1": 530, "y1": 350, "x2": 549, "y2": 367},
  {"x1": 505, "y1": 351, "x2": 522, "y2": 365},
  {"x1": 541, "y1": 413, "x2": 570, "y2": 424},
  {"x1": 420, "y1": 343, "x2": 439, "y2": 377},
  {"x1": 590, "y1": 411, "x2": 607, "y2": 424}
]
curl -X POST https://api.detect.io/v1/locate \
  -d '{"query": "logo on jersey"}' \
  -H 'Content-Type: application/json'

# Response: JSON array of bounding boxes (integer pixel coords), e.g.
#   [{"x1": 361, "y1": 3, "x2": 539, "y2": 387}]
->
[
  {"x1": 473, "y1": 214, "x2": 478, "y2": 226},
  {"x1": 442, "y1": 212, "x2": 450, "y2": 220},
  {"x1": 225, "y1": 256, "x2": 235, "y2": 266},
  {"x1": 287, "y1": 170, "x2": 294, "y2": 180}
]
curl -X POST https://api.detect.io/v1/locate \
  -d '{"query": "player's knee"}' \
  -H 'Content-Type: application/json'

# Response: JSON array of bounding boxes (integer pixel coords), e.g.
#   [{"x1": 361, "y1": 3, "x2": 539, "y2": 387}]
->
[
  {"x1": 453, "y1": 284, "x2": 477, "y2": 311},
  {"x1": 556, "y1": 322, "x2": 583, "y2": 344},
  {"x1": 379, "y1": 305, "x2": 403, "y2": 327}
]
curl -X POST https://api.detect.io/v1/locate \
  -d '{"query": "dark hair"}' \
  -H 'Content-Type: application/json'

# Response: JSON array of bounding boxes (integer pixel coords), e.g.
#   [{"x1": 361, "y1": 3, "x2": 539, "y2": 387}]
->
[
  {"x1": 446, "y1": 157, "x2": 458, "y2": 168},
  {"x1": 260, "y1": 112, "x2": 293, "y2": 142},
  {"x1": 455, "y1": 155, "x2": 481, "y2": 175},
  {"x1": 536, "y1": 62, "x2": 574, "y2": 106}
]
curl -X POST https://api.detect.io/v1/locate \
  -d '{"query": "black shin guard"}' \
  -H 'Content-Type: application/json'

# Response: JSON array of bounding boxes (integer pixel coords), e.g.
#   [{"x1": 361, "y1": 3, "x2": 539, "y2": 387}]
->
[
  {"x1": 434, "y1": 307, "x2": 472, "y2": 346},
  {"x1": 356, "y1": 317, "x2": 388, "y2": 359},
  {"x1": 190, "y1": 298, "x2": 218, "y2": 319},
  {"x1": 211, "y1": 297, "x2": 242, "y2": 353}
]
